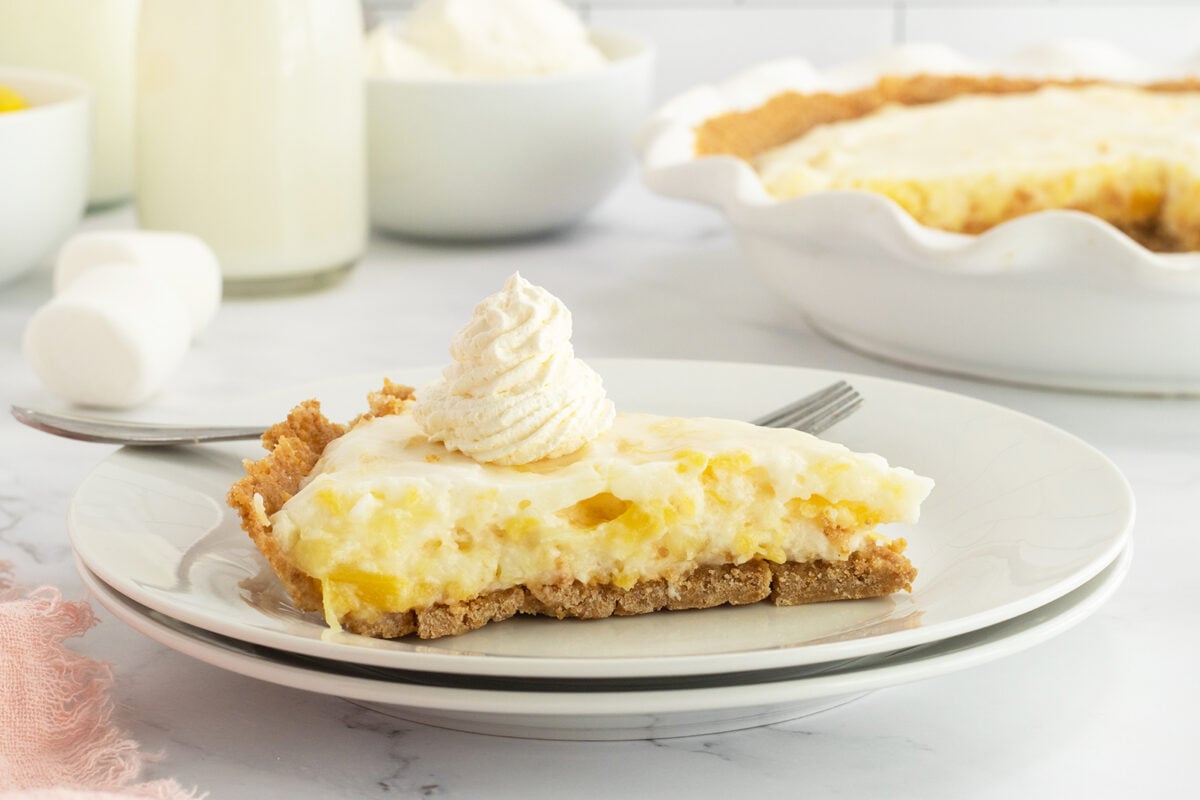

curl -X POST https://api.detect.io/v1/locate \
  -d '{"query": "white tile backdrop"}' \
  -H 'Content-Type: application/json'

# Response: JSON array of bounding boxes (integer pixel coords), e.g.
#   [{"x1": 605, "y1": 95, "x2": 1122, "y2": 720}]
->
[{"x1": 365, "y1": 2, "x2": 1200, "y2": 99}]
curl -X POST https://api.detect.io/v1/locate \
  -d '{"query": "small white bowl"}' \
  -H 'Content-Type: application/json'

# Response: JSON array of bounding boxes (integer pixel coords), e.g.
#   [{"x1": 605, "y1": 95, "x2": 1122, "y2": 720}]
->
[
  {"x1": 367, "y1": 30, "x2": 654, "y2": 240},
  {"x1": 0, "y1": 66, "x2": 90, "y2": 285}
]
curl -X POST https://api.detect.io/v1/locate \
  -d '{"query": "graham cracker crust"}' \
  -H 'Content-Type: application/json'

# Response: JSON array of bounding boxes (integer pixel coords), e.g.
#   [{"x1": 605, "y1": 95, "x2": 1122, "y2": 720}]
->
[{"x1": 227, "y1": 381, "x2": 917, "y2": 640}]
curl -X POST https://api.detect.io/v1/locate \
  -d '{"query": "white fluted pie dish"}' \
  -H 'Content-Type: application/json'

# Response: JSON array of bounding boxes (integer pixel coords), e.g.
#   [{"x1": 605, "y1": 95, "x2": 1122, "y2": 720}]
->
[{"x1": 639, "y1": 41, "x2": 1200, "y2": 394}]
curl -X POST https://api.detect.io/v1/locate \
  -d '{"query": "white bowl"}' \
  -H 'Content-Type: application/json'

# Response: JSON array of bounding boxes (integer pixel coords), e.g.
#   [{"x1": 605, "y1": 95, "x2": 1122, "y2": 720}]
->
[
  {"x1": 0, "y1": 66, "x2": 90, "y2": 285},
  {"x1": 368, "y1": 30, "x2": 653, "y2": 240},
  {"x1": 640, "y1": 42, "x2": 1200, "y2": 395}
]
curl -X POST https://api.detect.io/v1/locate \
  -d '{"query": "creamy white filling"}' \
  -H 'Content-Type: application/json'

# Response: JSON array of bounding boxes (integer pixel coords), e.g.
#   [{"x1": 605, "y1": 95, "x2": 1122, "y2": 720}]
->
[
  {"x1": 269, "y1": 413, "x2": 933, "y2": 614},
  {"x1": 755, "y1": 84, "x2": 1200, "y2": 193}
]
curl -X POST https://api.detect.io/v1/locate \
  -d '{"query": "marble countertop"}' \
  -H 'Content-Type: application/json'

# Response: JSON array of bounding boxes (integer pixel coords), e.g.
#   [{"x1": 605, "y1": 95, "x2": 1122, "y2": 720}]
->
[{"x1": 1, "y1": 176, "x2": 1195, "y2": 798}]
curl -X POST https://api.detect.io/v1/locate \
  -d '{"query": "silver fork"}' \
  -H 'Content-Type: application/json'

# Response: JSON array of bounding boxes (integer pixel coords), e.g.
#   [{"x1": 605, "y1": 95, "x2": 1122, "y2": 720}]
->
[
  {"x1": 9, "y1": 381, "x2": 862, "y2": 446},
  {"x1": 751, "y1": 380, "x2": 862, "y2": 436}
]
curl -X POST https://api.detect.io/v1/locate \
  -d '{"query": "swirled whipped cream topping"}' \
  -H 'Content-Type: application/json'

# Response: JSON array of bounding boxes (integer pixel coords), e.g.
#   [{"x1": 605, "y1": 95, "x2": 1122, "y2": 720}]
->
[{"x1": 413, "y1": 273, "x2": 615, "y2": 465}]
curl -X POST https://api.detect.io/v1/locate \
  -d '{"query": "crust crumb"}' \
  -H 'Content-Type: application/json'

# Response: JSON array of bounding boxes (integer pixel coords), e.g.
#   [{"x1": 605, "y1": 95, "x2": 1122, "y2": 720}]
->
[{"x1": 347, "y1": 379, "x2": 417, "y2": 430}]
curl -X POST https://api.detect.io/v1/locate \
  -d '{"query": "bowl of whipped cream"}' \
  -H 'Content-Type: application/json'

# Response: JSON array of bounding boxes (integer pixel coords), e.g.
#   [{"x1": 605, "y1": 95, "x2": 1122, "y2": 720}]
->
[{"x1": 365, "y1": 0, "x2": 654, "y2": 240}]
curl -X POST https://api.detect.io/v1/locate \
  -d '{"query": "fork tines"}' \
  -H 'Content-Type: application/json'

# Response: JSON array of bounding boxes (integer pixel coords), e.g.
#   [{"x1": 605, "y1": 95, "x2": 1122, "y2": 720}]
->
[{"x1": 751, "y1": 380, "x2": 863, "y2": 436}]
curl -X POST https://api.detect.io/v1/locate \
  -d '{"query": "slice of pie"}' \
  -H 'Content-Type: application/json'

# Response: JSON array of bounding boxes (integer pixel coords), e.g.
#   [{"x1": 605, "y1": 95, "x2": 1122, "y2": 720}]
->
[
  {"x1": 228, "y1": 273, "x2": 933, "y2": 640},
  {"x1": 695, "y1": 73, "x2": 1200, "y2": 252},
  {"x1": 227, "y1": 380, "x2": 933, "y2": 639}
]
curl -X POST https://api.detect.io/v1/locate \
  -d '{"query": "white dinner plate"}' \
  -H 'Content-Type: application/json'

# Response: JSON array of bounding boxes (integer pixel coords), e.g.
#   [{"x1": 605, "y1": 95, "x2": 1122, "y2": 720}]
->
[
  {"x1": 68, "y1": 360, "x2": 1135, "y2": 679},
  {"x1": 78, "y1": 542, "x2": 1132, "y2": 740}
]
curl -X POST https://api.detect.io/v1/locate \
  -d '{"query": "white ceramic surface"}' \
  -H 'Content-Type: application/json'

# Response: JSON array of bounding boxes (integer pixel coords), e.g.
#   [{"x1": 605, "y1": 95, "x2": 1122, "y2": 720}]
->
[
  {"x1": 0, "y1": 66, "x2": 89, "y2": 284},
  {"x1": 67, "y1": 360, "x2": 1134, "y2": 679},
  {"x1": 77, "y1": 542, "x2": 1133, "y2": 740},
  {"x1": 368, "y1": 30, "x2": 654, "y2": 240},
  {"x1": 639, "y1": 42, "x2": 1200, "y2": 394}
]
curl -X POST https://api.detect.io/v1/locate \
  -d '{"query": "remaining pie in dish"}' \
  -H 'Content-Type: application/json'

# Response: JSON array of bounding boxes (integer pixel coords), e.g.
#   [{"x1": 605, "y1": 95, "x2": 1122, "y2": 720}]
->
[
  {"x1": 695, "y1": 74, "x2": 1200, "y2": 252},
  {"x1": 227, "y1": 275, "x2": 934, "y2": 639}
]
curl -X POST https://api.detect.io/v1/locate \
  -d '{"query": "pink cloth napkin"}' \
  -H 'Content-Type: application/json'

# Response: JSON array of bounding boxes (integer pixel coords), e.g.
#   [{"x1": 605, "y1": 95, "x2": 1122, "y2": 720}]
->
[{"x1": 0, "y1": 562, "x2": 198, "y2": 800}]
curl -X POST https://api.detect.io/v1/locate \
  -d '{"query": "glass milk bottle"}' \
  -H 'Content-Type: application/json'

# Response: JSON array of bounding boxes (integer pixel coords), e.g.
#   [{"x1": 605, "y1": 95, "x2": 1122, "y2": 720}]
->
[
  {"x1": 136, "y1": 0, "x2": 366, "y2": 293},
  {"x1": 0, "y1": 0, "x2": 139, "y2": 206}
]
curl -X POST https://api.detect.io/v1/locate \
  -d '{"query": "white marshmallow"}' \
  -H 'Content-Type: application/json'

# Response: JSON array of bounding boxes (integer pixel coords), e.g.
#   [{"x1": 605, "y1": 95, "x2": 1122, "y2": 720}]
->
[
  {"x1": 23, "y1": 262, "x2": 192, "y2": 409},
  {"x1": 54, "y1": 231, "x2": 221, "y2": 338}
]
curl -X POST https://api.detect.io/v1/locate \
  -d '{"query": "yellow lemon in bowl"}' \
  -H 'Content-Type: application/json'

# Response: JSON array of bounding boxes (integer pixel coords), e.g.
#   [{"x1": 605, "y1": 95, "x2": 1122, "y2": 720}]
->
[{"x1": 0, "y1": 83, "x2": 29, "y2": 112}]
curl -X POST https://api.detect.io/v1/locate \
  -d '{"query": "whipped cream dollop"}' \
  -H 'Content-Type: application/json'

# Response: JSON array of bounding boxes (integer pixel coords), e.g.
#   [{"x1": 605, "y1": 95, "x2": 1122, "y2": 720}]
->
[
  {"x1": 365, "y1": 0, "x2": 607, "y2": 80},
  {"x1": 414, "y1": 273, "x2": 616, "y2": 465}
]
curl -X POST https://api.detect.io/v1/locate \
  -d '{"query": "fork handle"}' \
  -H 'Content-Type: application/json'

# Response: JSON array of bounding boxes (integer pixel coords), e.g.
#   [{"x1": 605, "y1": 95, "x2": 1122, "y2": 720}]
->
[{"x1": 10, "y1": 405, "x2": 267, "y2": 446}]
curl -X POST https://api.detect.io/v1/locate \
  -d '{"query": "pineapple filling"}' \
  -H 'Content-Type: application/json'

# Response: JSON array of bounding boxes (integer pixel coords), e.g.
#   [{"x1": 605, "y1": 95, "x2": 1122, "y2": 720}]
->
[{"x1": 269, "y1": 412, "x2": 926, "y2": 626}]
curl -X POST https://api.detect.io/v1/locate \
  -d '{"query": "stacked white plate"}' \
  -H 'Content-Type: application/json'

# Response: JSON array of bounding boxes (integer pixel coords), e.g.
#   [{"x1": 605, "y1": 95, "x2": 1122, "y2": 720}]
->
[{"x1": 69, "y1": 360, "x2": 1135, "y2": 740}]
